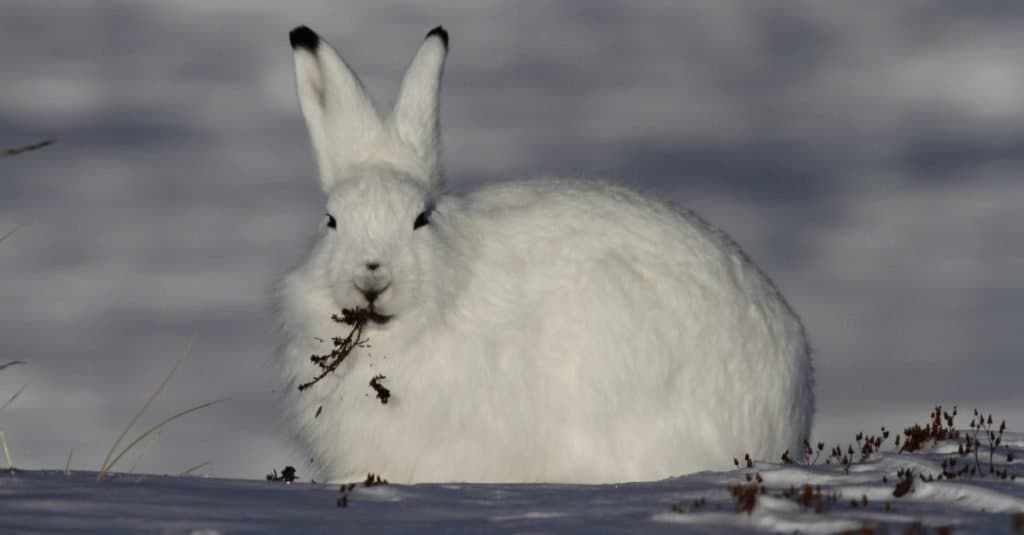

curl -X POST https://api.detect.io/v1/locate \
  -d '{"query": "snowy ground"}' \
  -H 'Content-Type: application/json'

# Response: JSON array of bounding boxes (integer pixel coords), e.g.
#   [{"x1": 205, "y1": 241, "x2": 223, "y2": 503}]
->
[{"x1": 1, "y1": 424, "x2": 1021, "y2": 533}]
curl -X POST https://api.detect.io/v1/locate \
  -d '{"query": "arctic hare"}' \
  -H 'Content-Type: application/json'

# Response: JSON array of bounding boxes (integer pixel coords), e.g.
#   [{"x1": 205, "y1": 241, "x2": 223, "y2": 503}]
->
[{"x1": 277, "y1": 25, "x2": 813, "y2": 484}]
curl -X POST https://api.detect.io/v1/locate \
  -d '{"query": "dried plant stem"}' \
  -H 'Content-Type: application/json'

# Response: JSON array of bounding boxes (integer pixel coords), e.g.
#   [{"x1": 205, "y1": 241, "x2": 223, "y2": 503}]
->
[
  {"x1": 1, "y1": 139, "x2": 54, "y2": 158},
  {"x1": 97, "y1": 338, "x2": 193, "y2": 481},
  {"x1": 0, "y1": 360, "x2": 25, "y2": 372},
  {"x1": 64, "y1": 449, "x2": 73, "y2": 476},
  {"x1": 0, "y1": 380, "x2": 30, "y2": 417},
  {"x1": 0, "y1": 225, "x2": 25, "y2": 246},
  {"x1": 178, "y1": 460, "x2": 209, "y2": 477},
  {"x1": 974, "y1": 431, "x2": 983, "y2": 474},
  {"x1": 0, "y1": 371, "x2": 30, "y2": 474},
  {"x1": 298, "y1": 309, "x2": 370, "y2": 391},
  {"x1": 127, "y1": 430, "x2": 162, "y2": 474},
  {"x1": 98, "y1": 398, "x2": 226, "y2": 481},
  {"x1": 0, "y1": 426, "x2": 12, "y2": 473}
]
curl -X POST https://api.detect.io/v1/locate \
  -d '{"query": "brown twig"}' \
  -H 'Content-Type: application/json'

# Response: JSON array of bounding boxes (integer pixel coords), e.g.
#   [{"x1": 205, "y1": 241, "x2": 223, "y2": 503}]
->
[{"x1": 298, "y1": 309, "x2": 372, "y2": 391}]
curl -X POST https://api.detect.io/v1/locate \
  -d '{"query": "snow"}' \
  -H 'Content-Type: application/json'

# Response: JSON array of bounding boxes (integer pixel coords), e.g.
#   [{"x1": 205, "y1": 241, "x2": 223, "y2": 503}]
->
[{"x1": 1, "y1": 432, "x2": 1021, "y2": 533}]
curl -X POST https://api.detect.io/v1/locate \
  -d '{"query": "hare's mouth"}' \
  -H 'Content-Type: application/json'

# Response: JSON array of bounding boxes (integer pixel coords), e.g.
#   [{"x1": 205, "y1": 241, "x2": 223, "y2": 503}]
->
[{"x1": 365, "y1": 308, "x2": 393, "y2": 325}]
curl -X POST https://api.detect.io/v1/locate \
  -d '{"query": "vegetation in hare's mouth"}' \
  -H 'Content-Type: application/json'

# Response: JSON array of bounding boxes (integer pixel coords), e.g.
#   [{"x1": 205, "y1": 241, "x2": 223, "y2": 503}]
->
[
  {"x1": 299, "y1": 308, "x2": 397, "y2": 411},
  {"x1": 298, "y1": 308, "x2": 375, "y2": 393}
]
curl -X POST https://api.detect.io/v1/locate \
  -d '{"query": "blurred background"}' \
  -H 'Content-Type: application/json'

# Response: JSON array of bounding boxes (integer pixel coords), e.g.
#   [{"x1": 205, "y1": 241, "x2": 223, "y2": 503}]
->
[{"x1": 1, "y1": 1, "x2": 1022, "y2": 479}]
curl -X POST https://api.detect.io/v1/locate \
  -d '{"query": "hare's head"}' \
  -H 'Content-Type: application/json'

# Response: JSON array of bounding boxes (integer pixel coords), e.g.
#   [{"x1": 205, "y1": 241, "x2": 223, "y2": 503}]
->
[{"x1": 289, "y1": 26, "x2": 449, "y2": 323}]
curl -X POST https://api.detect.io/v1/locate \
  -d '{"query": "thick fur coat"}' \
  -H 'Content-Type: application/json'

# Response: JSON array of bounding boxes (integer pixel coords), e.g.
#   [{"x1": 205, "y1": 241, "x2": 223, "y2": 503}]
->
[{"x1": 277, "y1": 25, "x2": 814, "y2": 484}]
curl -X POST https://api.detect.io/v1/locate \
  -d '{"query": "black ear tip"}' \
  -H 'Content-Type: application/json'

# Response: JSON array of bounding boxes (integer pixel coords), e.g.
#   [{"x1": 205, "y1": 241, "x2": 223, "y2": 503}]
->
[
  {"x1": 289, "y1": 26, "x2": 320, "y2": 51},
  {"x1": 426, "y1": 26, "x2": 449, "y2": 48}
]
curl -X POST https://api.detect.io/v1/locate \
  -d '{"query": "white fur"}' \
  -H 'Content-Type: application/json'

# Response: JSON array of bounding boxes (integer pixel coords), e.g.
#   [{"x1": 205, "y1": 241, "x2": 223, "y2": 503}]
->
[{"x1": 277, "y1": 27, "x2": 814, "y2": 484}]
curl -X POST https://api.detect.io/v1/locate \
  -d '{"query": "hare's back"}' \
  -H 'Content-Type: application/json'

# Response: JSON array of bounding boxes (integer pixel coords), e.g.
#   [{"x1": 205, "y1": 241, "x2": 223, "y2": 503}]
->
[
  {"x1": 462, "y1": 177, "x2": 802, "y2": 363},
  {"x1": 465, "y1": 178, "x2": 754, "y2": 283}
]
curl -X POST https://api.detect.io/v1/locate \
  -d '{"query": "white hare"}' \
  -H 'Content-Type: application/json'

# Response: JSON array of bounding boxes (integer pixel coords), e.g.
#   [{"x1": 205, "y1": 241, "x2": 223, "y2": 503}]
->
[{"x1": 277, "y1": 25, "x2": 814, "y2": 484}]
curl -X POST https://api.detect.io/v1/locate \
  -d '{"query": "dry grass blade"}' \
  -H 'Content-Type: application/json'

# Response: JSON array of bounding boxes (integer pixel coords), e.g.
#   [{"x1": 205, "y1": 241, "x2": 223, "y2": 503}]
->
[
  {"x1": 98, "y1": 397, "x2": 226, "y2": 480},
  {"x1": 64, "y1": 448, "x2": 73, "y2": 476},
  {"x1": 97, "y1": 338, "x2": 193, "y2": 480},
  {"x1": 0, "y1": 360, "x2": 25, "y2": 372},
  {"x1": 0, "y1": 380, "x2": 30, "y2": 417},
  {"x1": 1, "y1": 139, "x2": 54, "y2": 159},
  {"x1": 0, "y1": 427, "x2": 12, "y2": 473},
  {"x1": 0, "y1": 224, "x2": 24, "y2": 248},
  {"x1": 127, "y1": 430, "x2": 162, "y2": 474},
  {"x1": 178, "y1": 460, "x2": 210, "y2": 477}
]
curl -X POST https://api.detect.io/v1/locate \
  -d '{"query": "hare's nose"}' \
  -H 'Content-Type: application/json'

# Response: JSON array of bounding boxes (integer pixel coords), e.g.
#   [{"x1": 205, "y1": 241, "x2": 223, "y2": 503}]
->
[{"x1": 365, "y1": 262, "x2": 381, "y2": 271}]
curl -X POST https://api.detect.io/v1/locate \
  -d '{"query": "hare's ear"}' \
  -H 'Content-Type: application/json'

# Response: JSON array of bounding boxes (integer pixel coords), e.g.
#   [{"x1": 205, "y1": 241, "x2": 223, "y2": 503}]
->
[
  {"x1": 389, "y1": 26, "x2": 449, "y2": 188},
  {"x1": 290, "y1": 26, "x2": 382, "y2": 191}
]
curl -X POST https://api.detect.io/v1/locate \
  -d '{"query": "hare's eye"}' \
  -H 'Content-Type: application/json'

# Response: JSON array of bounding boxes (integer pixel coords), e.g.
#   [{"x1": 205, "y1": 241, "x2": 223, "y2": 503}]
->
[
  {"x1": 413, "y1": 210, "x2": 430, "y2": 230},
  {"x1": 326, "y1": 214, "x2": 337, "y2": 229}
]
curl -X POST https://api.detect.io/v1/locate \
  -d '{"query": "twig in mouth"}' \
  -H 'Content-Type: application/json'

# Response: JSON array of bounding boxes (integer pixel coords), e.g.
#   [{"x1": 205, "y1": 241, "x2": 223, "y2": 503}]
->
[{"x1": 298, "y1": 309, "x2": 374, "y2": 392}]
